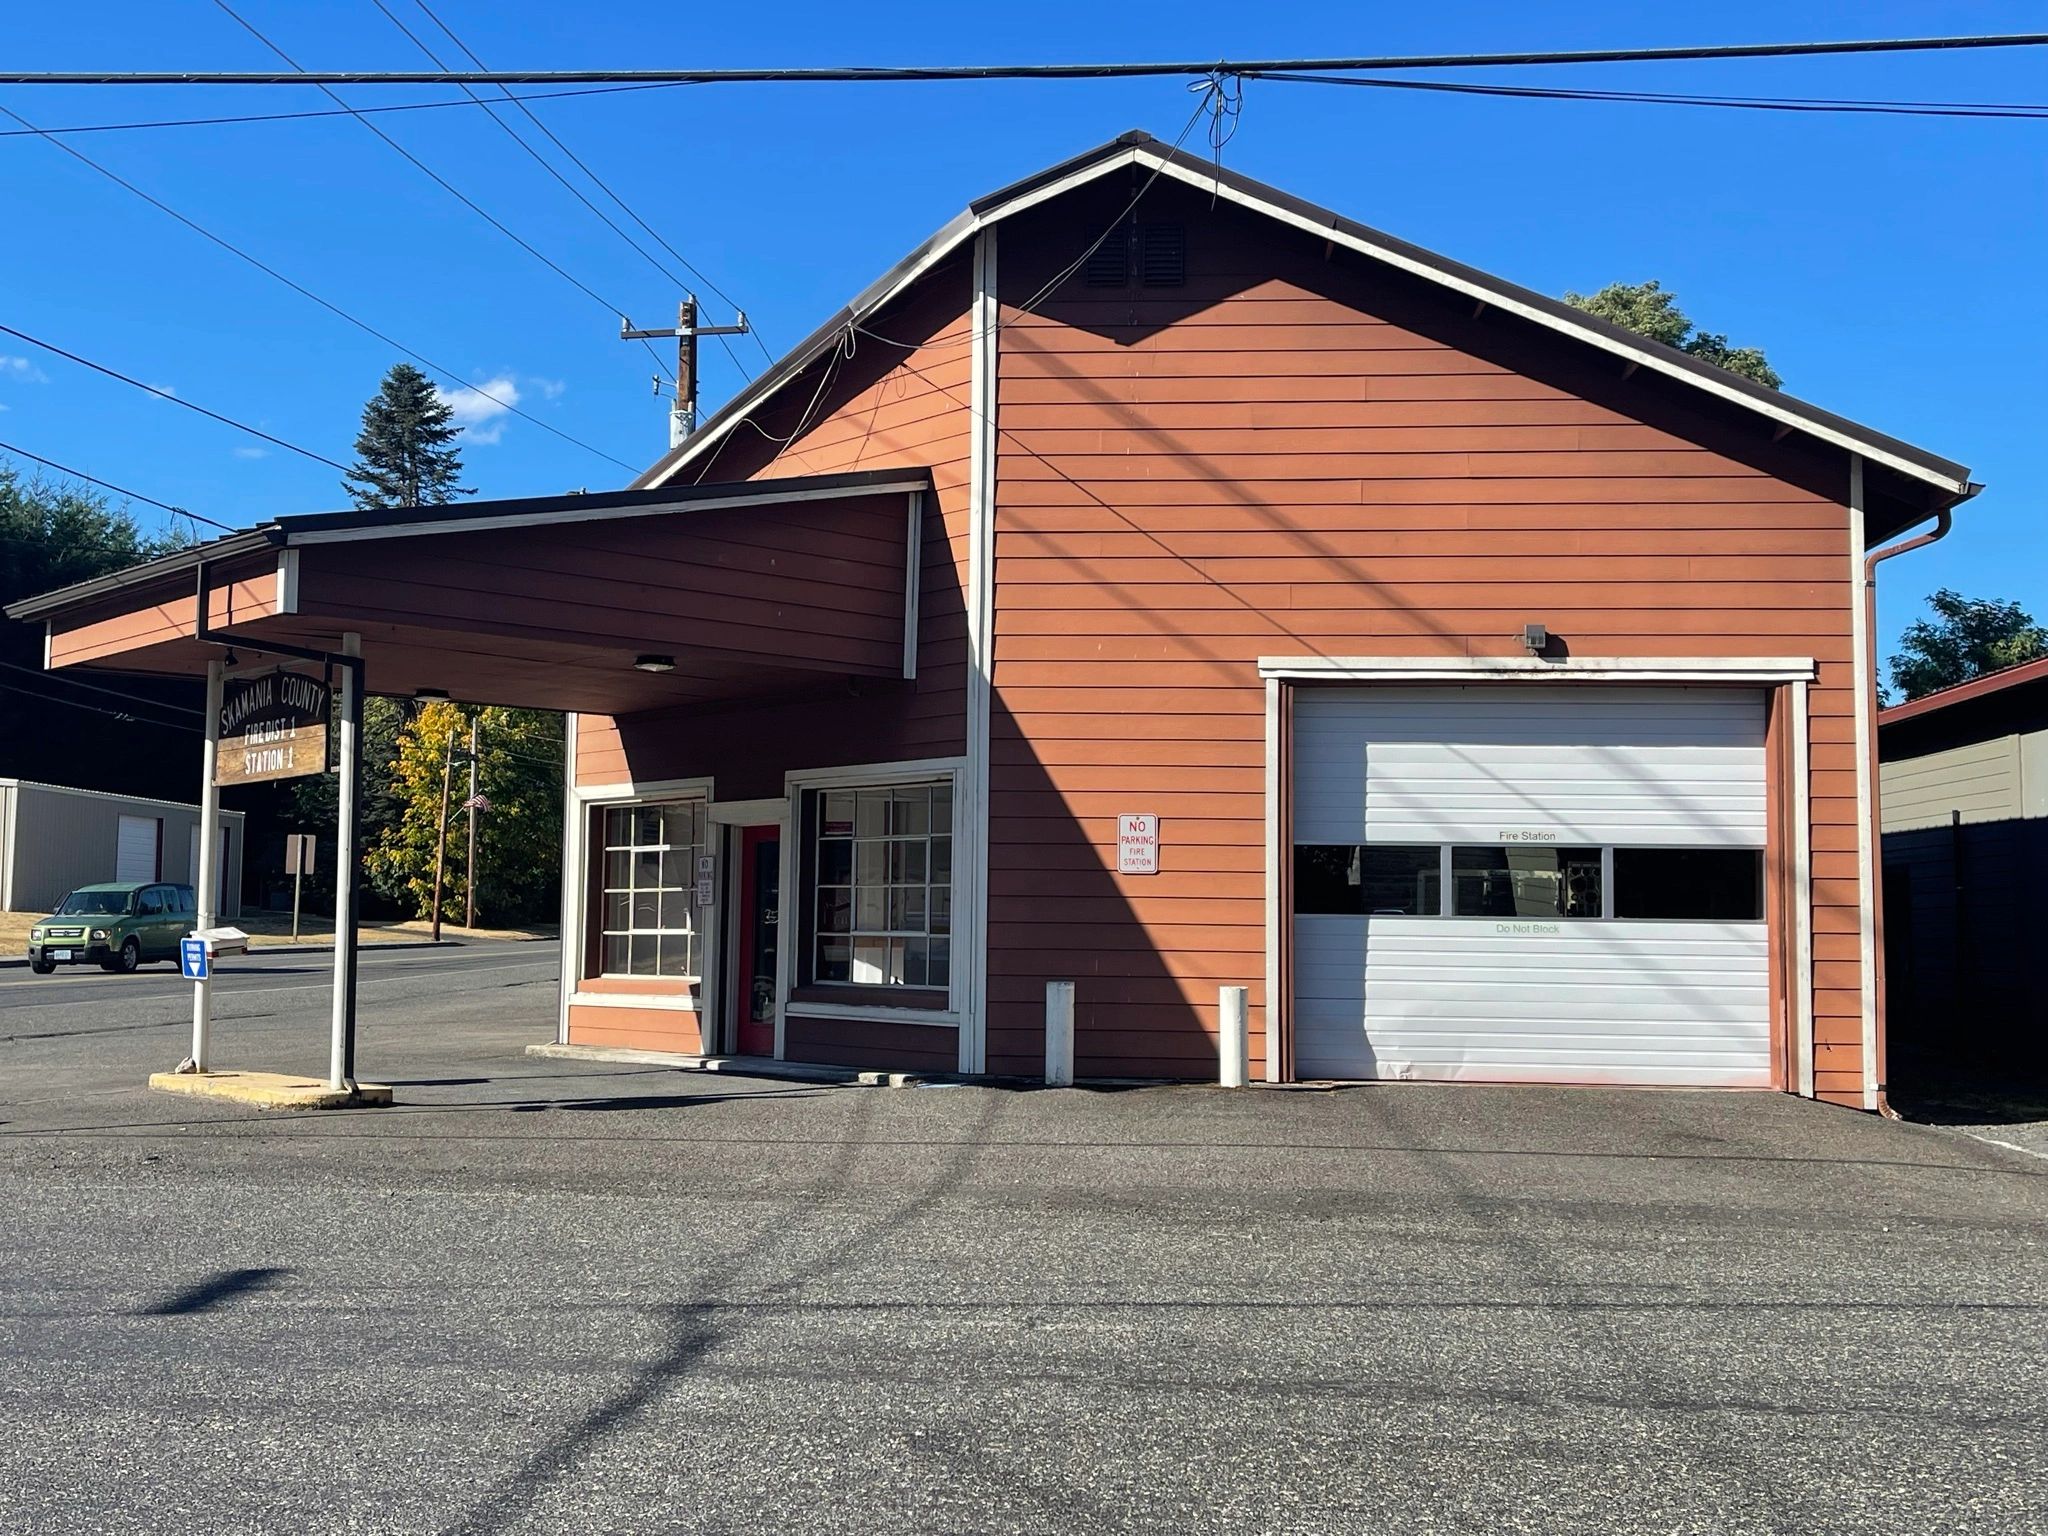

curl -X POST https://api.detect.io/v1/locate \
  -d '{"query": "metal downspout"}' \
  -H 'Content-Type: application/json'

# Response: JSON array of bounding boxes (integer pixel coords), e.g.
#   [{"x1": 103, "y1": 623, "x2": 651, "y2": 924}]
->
[{"x1": 1862, "y1": 506, "x2": 1953, "y2": 1117}]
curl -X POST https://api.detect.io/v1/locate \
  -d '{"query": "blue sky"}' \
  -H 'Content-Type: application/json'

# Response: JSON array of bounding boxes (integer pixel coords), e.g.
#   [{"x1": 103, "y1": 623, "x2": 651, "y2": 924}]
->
[{"x1": 1, "y1": 2, "x2": 2042, "y2": 661}]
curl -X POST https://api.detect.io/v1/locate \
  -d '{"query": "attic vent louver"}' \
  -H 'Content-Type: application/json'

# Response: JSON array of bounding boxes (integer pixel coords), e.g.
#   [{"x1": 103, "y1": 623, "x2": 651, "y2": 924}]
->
[
  {"x1": 1140, "y1": 224, "x2": 1185, "y2": 288},
  {"x1": 1083, "y1": 232, "x2": 1130, "y2": 288}
]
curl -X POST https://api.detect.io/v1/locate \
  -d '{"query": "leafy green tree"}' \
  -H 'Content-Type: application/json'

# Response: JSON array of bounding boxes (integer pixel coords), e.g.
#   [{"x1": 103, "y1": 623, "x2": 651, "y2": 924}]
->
[
  {"x1": 364, "y1": 701, "x2": 562, "y2": 925},
  {"x1": 343, "y1": 362, "x2": 472, "y2": 509},
  {"x1": 1888, "y1": 589, "x2": 2048, "y2": 703},
  {"x1": 1564, "y1": 280, "x2": 1783, "y2": 389}
]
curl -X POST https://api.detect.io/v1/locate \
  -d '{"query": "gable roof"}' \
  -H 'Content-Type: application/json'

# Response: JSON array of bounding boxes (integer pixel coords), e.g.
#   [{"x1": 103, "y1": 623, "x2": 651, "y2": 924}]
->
[{"x1": 637, "y1": 130, "x2": 1975, "y2": 512}]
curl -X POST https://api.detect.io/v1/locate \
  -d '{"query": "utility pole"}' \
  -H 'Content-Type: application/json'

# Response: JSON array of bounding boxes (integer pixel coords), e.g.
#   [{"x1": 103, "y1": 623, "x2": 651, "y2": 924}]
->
[
  {"x1": 464, "y1": 714, "x2": 479, "y2": 929},
  {"x1": 621, "y1": 297, "x2": 750, "y2": 449},
  {"x1": 430, "y1": 722, "x2": 454, "y2": 944}
]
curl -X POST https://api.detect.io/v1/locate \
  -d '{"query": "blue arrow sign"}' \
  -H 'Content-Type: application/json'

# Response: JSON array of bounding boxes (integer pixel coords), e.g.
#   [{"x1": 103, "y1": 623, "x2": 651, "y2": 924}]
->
[{"x1": 179, "y1": 936, "x2": 210, "y2": 981}]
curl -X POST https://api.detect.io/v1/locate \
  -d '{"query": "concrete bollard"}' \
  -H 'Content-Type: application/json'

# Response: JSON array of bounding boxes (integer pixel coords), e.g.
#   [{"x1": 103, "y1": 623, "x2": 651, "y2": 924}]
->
[
  {"x1": 1218, "y1": 985, "x2": 1249, "y2": 1088},
  {"x1": 1045, "y1": 980, "x2": 1075, "y2": 1087}
]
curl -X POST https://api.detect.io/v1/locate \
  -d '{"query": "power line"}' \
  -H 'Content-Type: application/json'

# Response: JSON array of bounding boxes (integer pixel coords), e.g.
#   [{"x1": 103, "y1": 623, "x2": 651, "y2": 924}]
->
[
  {"x1": 0, "y1": 101, "x2": 637, "y2": 473},
  {"x1": 0, "y1": 322, "x2": 350, "y2": 471},
  {"x1": 0, "y1": 438, "x2": 235, "y2": 530},
  {"x1": 0, "y1": 679, "x2": 202, "y2": 733},
  {"x1": 0, "y1": 80, "x2": 691, "y2": 139},
  {"x1": 6, "y1": 33, "x2": 2048, "y2": 85},
  {"x1": 1245, "y1": 71, "x2": 2048, "y2": 119},
  {"x1": 209, "y1": 1, "x2": 657, "y2": 350},
  {"x1": 408, "y1": 0, "x2": 766, "y2": 375},
  {"x1": 362, "y1": 0, "x2": 684, "y2": 388},
  {"x1": 0, "y1": 657, "x2": 201, "y2": 717}
]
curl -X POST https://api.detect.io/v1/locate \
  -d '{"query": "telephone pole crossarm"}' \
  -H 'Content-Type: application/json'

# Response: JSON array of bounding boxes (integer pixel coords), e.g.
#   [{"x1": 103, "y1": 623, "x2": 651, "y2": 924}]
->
[{"x1": 619, "y1": 299, "x2": 751, "y2": 449}]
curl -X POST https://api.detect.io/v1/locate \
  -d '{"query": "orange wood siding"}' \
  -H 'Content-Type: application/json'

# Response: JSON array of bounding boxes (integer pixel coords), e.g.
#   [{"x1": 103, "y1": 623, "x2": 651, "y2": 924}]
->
[
  {"x1": 988, "y1": 182, "x2": 1865, "y2": 1098},
  {"x1": 574, "y1": 257, "x2": 973, "y2": 794},
  {"x1": 49, "y1": 564, "x2": 278, "y2": 668},
  {"x1": 784, "y1": 1017, "x2": 958, "y2": 1074},
  {"x1": 566, "y1": 1003, "x2": 702, "y2": 1055}
]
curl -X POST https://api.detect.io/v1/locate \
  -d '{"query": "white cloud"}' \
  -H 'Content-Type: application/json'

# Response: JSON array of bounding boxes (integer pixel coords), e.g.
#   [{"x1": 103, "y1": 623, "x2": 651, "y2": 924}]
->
[
  {"x1": 438, "y1": 374, "x2": 521, "y2": 446},
  {"x1": 0, "y1": 355, "x2": 49, "y2": 383},
  {"x1": 233, "y1": 445, "x2": 269, "y2": 460},
  {"x1": 534, "y1": 377, "x2": 567, "y2": 401},
  {"x1": 147, "y1": 383, "x2": 178, "y2": 400}
]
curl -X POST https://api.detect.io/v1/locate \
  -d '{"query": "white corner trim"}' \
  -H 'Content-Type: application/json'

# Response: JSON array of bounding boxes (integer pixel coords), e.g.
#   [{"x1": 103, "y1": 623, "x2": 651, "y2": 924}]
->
[
  {"x1": 286, "y1": 477, "x2": 931, "y2": 544},
  {"x1": 1847, "y1": 456, "x2": 1880, "y2": 1110},
  {"x1": 275, "y1": 548, "x2": 300, "y2": 614},
  {"x1": 557, "y1": 711, "x2": 579, "y2": 1045},
  {"x1": 1263, "y1": 675, "x2": 1282, "y2": 1085},
  {"x1": 961, "y1": 222, "x2": 999, "y2": 1078},
  {"x1": 1257, "y1": 655, "x2": 1820, "y2": 684},
  {"x1": 903, "y1": 488, "x2": 924, "y2": 680},
  {"x1": 1791, "y1": 679, "x2": 1815, "y2": 1099}
]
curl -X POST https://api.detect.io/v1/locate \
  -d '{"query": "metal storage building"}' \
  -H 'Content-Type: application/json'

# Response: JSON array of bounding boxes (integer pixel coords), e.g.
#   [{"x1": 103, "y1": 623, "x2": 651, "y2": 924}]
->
[{"x1": 0, "y1": 779, "x2": 243, "y2": 916}]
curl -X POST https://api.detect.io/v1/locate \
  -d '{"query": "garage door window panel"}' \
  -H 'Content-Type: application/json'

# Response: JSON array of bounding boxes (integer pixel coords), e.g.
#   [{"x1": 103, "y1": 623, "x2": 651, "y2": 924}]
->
[
  {"x1": 1451, "y1": 846, "x2": 1603, "y2": 919},
  {"x1": 1614, "y1": 847, "x2": 1764, "y2": 921},
  {"x1": 1295, "y1": 845, "x2": 1442, "y2": 915}
]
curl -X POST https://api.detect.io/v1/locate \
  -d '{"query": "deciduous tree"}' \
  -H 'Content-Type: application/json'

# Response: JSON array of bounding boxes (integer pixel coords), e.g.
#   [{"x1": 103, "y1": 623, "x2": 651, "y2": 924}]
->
[
  {"x1": 1888, "y1": 589, "x2": 2048, "y2": 703},
  {"x1": 1564, "y1": 279, "x2": 1782, "y2": 389}
]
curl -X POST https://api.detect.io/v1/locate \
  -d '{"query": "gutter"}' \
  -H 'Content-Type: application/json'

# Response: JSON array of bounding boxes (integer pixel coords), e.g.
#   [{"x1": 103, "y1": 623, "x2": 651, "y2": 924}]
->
[{"x1": 1861, "y1": 501, "x2": 1959, "y2": 1119}]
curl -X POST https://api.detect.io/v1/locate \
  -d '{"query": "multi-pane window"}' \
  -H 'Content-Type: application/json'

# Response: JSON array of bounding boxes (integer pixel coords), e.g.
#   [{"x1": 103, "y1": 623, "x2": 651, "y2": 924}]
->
[
  {"x1": 1294, "y1": 842, "x2": 1764, "y2": 922},
  {"x1": 599, "y1": 801, "x2": 706, "y2": 979},
  {"x1": 812, "y1": 783, "x2": 952, "y2": 989}
]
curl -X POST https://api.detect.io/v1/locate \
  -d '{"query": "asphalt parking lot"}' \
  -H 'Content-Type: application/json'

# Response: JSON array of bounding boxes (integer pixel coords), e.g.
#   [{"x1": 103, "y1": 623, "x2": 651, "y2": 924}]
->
[{"x1": 1, "y1": 943, "x2": 2043, "y2": 1535}]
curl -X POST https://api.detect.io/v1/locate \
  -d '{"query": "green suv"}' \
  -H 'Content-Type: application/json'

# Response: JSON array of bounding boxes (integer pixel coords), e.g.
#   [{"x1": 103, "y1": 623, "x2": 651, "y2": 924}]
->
[{"x1": 28, "y1": 882, "x2": 197, "y2": 975}]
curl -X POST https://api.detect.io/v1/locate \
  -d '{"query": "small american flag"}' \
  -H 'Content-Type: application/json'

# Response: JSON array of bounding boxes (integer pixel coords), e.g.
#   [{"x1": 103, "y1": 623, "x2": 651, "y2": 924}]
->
[{"x1": 462, "y1": 792, "x2": 492, "y2": 812}]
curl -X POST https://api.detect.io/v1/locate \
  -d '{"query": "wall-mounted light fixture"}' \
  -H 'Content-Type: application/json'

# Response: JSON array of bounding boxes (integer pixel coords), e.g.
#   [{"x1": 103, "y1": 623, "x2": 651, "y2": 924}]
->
[
  {"x1": 1520, "y1": 624, "x2": 1550, "y2": 655},
  {"x1": 633, "y1": 654, "x2": 676, "y2": 674},
  {"x1": 415, "y1": 687, "x2": 449, "y2": 701}
]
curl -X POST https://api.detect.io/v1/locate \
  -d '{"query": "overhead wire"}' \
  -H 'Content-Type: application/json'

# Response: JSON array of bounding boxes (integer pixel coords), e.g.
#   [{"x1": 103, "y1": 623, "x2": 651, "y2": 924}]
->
[
  {"x1": 0, "y1": 79, "x2": 693, "y2": 138},
  {"x1": 1239, "y1": 70, "x2": 2048, "y2": 119},
  {"x1": 0, "y1": 322, "x2": 349, "y2": 471},
  {"x1": 407, "y1": 0, "x2": 767, "y2": 376},
  {"x1": 358, "y1": 0, "x2": 679, "y2": 385},
  {"x1": 0, "y1": 679, "x2": 203, "y2": 732},
  {"x1": 0, "y1": 101, "x2": 638, "y2": 473},
  {"x1": 0, "y1": 656, "x2": 201, "y2": 717},
  {"x1": 208, "y1": 0, "x2": 662, "y2": 367},
  {"x1": 0, "y1": 438, "x2": 236, "y2": 531},
  {"x1": 8, "y1": 31, "x2": 2048, "y2": 83}
]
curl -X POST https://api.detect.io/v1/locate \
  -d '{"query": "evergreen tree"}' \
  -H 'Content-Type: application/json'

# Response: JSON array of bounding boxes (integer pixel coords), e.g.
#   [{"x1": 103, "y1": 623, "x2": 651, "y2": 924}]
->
[{"x1": 343, "y1": 362, "x2": 472, "y2": 509}]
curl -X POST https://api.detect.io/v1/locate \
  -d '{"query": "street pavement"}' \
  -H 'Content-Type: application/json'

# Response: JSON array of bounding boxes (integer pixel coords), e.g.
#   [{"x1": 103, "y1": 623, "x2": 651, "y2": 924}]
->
[{"x1": 0, "y1": 943, "x2": 2043, "y2": 1535}]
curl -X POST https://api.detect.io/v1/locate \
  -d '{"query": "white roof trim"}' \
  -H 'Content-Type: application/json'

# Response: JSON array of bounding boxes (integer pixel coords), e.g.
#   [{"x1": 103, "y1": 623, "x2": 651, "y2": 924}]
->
[
  {"x1": 1258, "y1": 655, "x2": 1819, "y2": 684},
  {"x1": 643, "y1": 142, "x2": 1968, "y2": 500},
  {"x1": 287, "y1": 477, "x2": 929, "y2": 544}
]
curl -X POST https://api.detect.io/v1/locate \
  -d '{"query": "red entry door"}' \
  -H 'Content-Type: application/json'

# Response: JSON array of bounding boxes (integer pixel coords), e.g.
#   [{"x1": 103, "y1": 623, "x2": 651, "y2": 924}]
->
[{"x1": 734, "y1": 826, "x2": 781, "y2": 1057}]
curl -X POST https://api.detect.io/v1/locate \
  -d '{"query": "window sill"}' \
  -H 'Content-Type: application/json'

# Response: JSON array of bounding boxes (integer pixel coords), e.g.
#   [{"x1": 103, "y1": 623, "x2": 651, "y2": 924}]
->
[
  {"x1": 790, "y1": 983, "x2": 948, "y2": 1011},
  {"x1": 582, "y1": 975, "x2": 700, "y2": 997},
  {"x1": 783, "y1": 1000, "x2": 959, "y2": 1029},
  {"x1": 570, "y1": 991, "x2": 698, "y2": 1012}
]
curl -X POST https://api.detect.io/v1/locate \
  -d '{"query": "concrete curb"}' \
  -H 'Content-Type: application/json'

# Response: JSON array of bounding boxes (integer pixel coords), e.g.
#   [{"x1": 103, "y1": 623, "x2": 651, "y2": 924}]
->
[
  {"x1": 147, "y1": 1069, "x2": 394, "y2": 1111},
  {"x1": 524, "y1": 1040, "x2": 892, "y2": 1089}
]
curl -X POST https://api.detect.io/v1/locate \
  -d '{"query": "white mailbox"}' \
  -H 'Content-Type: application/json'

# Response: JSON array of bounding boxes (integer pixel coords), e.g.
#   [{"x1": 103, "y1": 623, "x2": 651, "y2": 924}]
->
[{"x1": 189, "y1": 926, "x2": 251, "y2": 958}]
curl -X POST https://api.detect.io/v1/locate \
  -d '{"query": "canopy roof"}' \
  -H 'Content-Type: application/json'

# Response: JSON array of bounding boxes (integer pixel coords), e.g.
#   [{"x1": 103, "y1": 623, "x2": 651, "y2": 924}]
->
[{"x1": 6, "y1": 469, "x2": 931, "y2": 716}]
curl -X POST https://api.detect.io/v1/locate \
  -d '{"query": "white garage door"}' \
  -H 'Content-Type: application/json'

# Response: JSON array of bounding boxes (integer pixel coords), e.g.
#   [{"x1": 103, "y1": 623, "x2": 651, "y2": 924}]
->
[
  {"x1": 1292, "y1": 686, "x2": 1772, "y2": 1087},
  {"x1": 115, "y1": 814, "x2": 160, "y2": 884}
]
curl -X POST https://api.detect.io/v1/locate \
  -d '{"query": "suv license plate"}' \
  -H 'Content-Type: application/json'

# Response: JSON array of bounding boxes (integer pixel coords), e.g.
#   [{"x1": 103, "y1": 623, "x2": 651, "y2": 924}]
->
[{"x1": 52, "y1": 949, "x2": 73, "y2": 961}]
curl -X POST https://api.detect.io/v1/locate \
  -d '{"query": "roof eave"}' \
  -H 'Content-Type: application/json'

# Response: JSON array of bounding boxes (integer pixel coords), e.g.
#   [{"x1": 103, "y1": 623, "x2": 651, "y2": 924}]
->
[{"x1": 638, "y1": 131, "x2": 1973, "y2": 502}]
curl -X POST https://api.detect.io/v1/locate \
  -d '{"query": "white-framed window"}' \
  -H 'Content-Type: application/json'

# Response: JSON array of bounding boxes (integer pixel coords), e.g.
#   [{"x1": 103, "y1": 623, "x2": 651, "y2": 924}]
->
[
  {"x1": 597, "y1": 799, "x2": 707, "y2": 979},
  {"x1": 808, "y1": 781, "x2": 953, "y2": 990}
]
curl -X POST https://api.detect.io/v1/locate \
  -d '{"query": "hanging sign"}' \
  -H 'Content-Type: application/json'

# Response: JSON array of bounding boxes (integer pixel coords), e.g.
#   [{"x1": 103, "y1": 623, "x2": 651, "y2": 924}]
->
[
  {"x1": 215, "y1": 668, "x2": 331, "y2": 785},
  {"x1": 1117, "y1": 813, "x2": 1160, "y2": 875}
]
